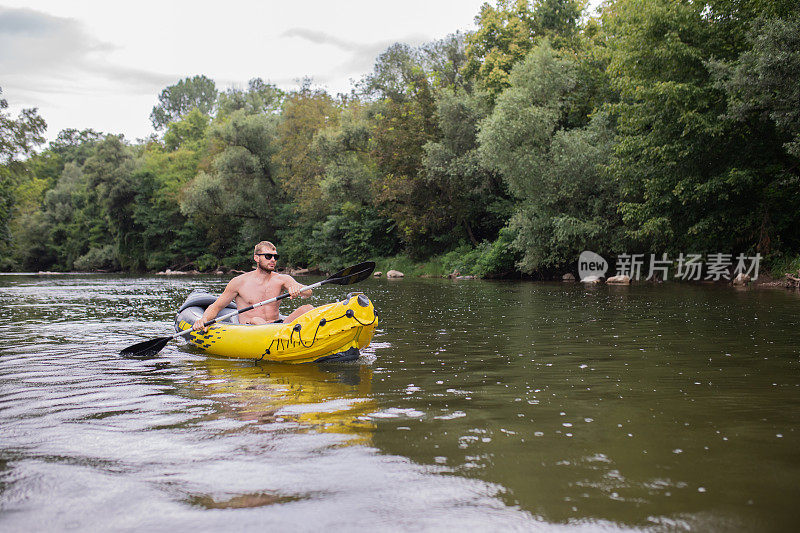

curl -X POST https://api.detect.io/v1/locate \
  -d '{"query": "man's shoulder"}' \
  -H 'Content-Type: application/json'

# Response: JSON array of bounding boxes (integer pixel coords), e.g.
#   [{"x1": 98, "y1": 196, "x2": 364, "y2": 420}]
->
[{"x1": 229, "y1": 270, "x2": 255, "y2": 284}]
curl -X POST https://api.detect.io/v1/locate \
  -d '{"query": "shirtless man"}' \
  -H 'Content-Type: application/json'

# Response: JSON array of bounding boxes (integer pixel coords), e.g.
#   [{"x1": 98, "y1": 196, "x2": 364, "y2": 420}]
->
[{"x1": 192, "y1": 241, "x2": 313, "y2": 332}]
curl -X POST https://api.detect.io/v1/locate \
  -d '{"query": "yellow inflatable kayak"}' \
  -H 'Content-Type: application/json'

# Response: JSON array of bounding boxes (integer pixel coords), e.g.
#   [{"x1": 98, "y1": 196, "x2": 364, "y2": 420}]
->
[{"x1": 174, "y1": 292, "x2": 378, "y2": 363}]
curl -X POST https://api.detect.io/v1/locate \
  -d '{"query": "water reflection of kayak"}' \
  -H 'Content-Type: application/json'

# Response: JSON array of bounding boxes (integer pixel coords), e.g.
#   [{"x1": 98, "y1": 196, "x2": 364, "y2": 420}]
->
[
  {"x1": 174, "y1": 292, "x2": 378, "y2": 363},
  {"x1": 189, "y1": 358, "x2": 376, "y2": 444}
]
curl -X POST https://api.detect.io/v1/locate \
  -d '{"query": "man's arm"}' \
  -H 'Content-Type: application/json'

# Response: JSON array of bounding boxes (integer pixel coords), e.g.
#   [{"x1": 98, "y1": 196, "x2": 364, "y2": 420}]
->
[
  {"x1": 283, "y1": 274, "x2": 312, "y2": 299},
  {"x1": 192, "y1": 280, "x2": 240, "y2": 332}
]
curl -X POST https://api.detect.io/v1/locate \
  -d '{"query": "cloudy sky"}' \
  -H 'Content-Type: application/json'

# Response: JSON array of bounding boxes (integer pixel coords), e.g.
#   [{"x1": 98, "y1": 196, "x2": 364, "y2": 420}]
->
[{"x1": 1, "y1": 0, "x2": 492, "y2": 142}]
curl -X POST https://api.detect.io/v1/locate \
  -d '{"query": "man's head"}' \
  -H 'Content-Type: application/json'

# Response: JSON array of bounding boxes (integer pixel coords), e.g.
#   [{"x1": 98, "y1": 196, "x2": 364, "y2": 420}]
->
[{"x1": 253, "y1": 241, "x2": 278, "y2": 272}]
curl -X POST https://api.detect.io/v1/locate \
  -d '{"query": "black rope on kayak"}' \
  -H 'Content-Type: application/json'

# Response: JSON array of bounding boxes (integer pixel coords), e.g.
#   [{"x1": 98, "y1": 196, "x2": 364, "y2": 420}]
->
[
  {"x1": 290, "y1": 320, "x2": 325, "y2": 349},
  {"x1": 257, "y1": 346, "x2": 271, "y2": 361},
  {"x1": 350, "y1": 313, "x2": 377, "y2": 327},
  {"x1": 259, "y1": 309, "x2": 377, "y2": 354}
]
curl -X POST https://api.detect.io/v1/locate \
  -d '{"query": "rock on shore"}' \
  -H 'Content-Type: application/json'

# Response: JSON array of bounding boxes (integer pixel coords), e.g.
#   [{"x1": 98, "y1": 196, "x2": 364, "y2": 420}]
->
[
  {"x1": 157, "y1": 269, "x2": 199, "y2": 275},
  {"x1": 732, "y1": 273, "x2": 751, "y2": 286}
]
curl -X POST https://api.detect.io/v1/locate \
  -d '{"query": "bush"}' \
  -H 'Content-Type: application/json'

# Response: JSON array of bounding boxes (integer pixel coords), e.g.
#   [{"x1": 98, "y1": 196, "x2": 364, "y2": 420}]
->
[
  {"x1": 307, "y1": 204, "x2": 398, "y2": 271},
  {"x1": 440, "y1": 228, "x2": 520, "y2": 277},
  {"x1": 145, "y1": 251, "x2": 172, "y2": 271},
  {"x1": 221, "y1": 254, "x2": 250, "y2": 271},
  {"x1": 764, "y1": 253, "x2": 800, "y2": 277},
  {"x1": 195, "y1": 253, "x2": 219, "y2": 272},
  {"x1": 73, "y1": 245, "x2": 119, "y2": 271},
  {"x1": 474, "y1": 227, "x2": 520, "y2": 277}
]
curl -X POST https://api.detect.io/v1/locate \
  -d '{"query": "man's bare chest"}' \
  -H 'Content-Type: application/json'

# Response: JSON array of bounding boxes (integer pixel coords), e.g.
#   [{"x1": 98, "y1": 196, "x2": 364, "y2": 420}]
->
[{"x1": 237, "y1": 276, "x2": 282, "y2": 305}]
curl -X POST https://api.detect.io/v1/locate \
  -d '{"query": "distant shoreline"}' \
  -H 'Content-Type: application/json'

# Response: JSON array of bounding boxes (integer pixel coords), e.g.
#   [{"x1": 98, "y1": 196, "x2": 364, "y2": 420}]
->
[{"x1": 2, "y1": 270, "x2": 797, "y2": 291}]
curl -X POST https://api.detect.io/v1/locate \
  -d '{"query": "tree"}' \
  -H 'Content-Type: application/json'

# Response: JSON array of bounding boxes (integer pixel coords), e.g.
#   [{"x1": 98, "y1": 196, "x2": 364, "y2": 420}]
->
[
  {"x1": 463, "y1": 0, "x2": 584, "y2": 99},
  {"x1": 163, "y1": 108, "x2": 210, "y2": 151},
  {"x1": 359, "y1": 43, "x2": 421, "y2": 102},
  {"x1": 717, "y1": 14, "x2": 800, "y2": 158},
  {"x1": 49, "y1": 128, "x2": 103, "y2": 165},
  {"x1": 217, "y1": 78, "x2": 284, "y2": 118},
  {"x1": 299, "y1": 104, "x2": 398, "y2": 267},
  {"x1": 479, "y1": 41, "x2": 621, "y2": 273},
  {"x1": 605, "y1": 0, "x2": 799, "y2": 255},
  {"x1": 0, "y1": 87, "x2": 47, "y2": 253},
  {"x1": 711, "y1": 10, "x2": 800, "y2": 253},
  {"x1": 369, "y1": 79, "x2": 443, "y2": 255},
  {"x1": 181, "y1": 109, "x2": 281, "y2": 266},
  {"x1": 422, "y1": 88, "x2": 510, "y2": 247},
  {"x1": 150, "y1": 75, "x2": 218, "y2": 131},
  {"x1": 0, "y1": 87, "x2": 47, "y2": 165},
  {"x1": 420, "y1": 32, "x2": 470, "y2": 91},
  {"x1": 273, "y1": 82, "x2": 339, "y2": 218},
  {"x1": 80, "y1": 135, "x2": 139, "y2": 269}
]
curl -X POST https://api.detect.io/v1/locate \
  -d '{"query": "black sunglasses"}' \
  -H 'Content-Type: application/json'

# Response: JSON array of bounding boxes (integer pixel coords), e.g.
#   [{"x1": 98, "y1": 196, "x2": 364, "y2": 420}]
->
[{"x1": 256, "y1": 252, "x2": 279, "y2": 260}]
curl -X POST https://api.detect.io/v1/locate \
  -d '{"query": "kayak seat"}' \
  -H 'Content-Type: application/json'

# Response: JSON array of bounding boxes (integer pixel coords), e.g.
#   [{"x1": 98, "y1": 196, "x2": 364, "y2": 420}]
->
[
  {"x1": 174, "y1": 291, "x2": 286, "y2": 330},
  {"x1": 176, "y1": 291, "x2": 240, "y2": 328},
  {"x1": 178, "y1": 291, "x2": 237, "y2": 313}
]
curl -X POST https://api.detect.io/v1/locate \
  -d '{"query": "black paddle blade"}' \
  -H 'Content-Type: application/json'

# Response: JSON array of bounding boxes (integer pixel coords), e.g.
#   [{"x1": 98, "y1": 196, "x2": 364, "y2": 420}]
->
[
  {"x1": 327, "y1": 261, "x2": 375, "y2": 285},
  {"x1": 119, "y1": 337, "x2": 171, "y2": 358}
]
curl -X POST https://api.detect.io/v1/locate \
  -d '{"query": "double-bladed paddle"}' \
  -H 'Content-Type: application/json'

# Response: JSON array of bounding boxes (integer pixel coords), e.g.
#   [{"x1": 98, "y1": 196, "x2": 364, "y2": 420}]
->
[{"x1": 119, "y1": 261, "x2": 375, "y2": 358}]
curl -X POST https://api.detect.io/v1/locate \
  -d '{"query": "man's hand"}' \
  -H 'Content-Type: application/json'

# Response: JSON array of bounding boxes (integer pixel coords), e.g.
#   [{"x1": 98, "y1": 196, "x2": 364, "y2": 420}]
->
[
  {"x1": 192, "y1": 318, "x2": 208, "y2": 333},
  {"x1": 288, "y1": 282, "x2": 310, "y2": 299}
]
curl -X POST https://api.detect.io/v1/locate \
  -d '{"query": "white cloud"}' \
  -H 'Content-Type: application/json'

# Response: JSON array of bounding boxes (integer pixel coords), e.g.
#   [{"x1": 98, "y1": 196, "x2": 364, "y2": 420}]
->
[
  {"x1": 280, "y1": 28, "x2": 432, "y2": 88},
  {"x1": 0, "y1": 7, "x2": 172, "y2": 102}
]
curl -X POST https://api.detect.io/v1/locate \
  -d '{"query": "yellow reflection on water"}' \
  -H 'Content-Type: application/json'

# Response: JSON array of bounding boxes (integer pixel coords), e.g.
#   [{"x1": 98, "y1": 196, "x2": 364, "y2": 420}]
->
[{"x1": 188, "y1": 358, "x2": 376, "y2": 445}]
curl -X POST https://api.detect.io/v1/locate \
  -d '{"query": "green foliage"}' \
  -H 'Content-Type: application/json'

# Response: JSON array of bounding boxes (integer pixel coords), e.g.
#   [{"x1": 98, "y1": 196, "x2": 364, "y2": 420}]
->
[
  {"x1": 479, "y1": 41, "x2": 576, "y2": 199},
  {"x1": 464, "y1": 0, "x2": 538, "y2": 98},
  {"x1": 464, "y1": 0, "x2": 584, "y2": 99},
  {"x1": 163, "y1": 108, "x2": 209, "y2": 151},
  {"x1": 217, "y1": 78, "x2": 284, "y2": 118},
  {"x1": 367, "y1": 58, "x2": 444, "y2": 255},
  {"x1": 195, "y1": 253, "x2": 219, "y2": 271},
  {"x1": 420, "y1": 32, "x2": 470, "y2": 90},
  {"x1": 150, "y1": 75, "x2": 218, "y2": 131},
  {"x1": 479, "y1": 42, "x2": 621, "y2": 273},
  {"x1": 73, "y1": 245, "x2": 119, "y2": 271},
  {"x1": 373, "y1": 254, "x2": 441, "y2": 277},
  {"x1": 308, "y1": 203, "x2": 397, "y2": 270},
  {"x1": 0, "y1": 87, "x2": 47, "y2": 165},
  {"x1": 0, "y1": 87, "x2": 47, "y2": 253},
  {"x1": 49, "y1": 128, "x2": 103, "y2": 165},
  {"x1": 359, "y1": 43, "x2": 422, "y2": 102},
  {"x1": 373, "y1": 228, "x2": 520, "y2": 278},
  {"x1": 273, "y1": 82, "x2": 338, "y2": 218},
  {"x1": 181, "y1": 109, "x2": 281, "y2": 258},
  {"x1": 439, "y1": 227, "x2": 520, "y2": 277},
  {"x1": 606, "y1": 0, "x2": 799, "y2": 256},
  {"x1": 716, "y1": 14, "x2": 800, "y2": 158},
  {"x1": 764, "y1": 252, "x2": 800, "y2": 278},
  {"x1": 423, "y1": 88, "x2": 511, "y2": 247}
]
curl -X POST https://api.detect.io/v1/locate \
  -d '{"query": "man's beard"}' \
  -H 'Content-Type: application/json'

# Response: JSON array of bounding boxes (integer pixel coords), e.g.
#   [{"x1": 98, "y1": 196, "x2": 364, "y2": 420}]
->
[{"x1": 257, "y1": 262, "x2": 274, "y2": 273}]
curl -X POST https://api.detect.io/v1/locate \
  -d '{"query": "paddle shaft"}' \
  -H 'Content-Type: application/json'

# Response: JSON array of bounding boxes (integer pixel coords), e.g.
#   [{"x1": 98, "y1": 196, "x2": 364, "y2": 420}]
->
[{"x1": 174, "y1": 278, "x2": 330, "y2": 339}]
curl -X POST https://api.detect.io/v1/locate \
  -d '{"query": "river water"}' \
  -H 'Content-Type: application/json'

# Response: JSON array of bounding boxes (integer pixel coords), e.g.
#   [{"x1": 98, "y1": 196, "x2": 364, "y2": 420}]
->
[{"x1": 0, "y1": 274, "x2": 798, "y2": 531}]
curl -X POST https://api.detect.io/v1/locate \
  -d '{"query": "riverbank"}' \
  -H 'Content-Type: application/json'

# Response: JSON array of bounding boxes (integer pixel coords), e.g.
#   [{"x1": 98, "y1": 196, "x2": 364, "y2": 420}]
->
[{"x1": 9, "y1": 253, "x2": 800, "y2": 290}]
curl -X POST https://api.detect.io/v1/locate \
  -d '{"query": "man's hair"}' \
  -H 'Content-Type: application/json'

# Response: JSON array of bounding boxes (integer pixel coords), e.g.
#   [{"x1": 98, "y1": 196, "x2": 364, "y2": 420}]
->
[{"x1": 254, "y1": 241, "x2": 276, "y2": 255}]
